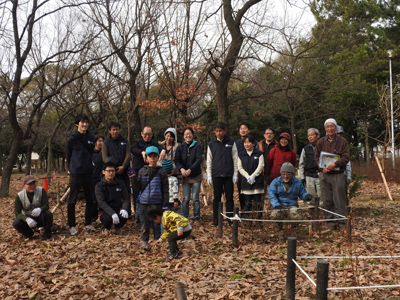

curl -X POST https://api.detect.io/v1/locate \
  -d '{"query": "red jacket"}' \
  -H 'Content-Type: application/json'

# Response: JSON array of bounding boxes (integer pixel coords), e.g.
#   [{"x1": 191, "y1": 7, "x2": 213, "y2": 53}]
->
[{"x1": 267, "y1": 145, "x2": 297, "y2": 181}]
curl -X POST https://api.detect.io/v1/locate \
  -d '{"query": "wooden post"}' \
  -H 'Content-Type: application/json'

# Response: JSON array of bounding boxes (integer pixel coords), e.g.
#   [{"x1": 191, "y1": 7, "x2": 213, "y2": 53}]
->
[
  {"x1": 286, "y1": 237, "x2": 297, "y2": 300},
  {"x1": 175, "y1": 282, "x2": 187, "y2": 300},
  {"x1": 313, "y1": 196, "x2": 320, "y2": 232},
  {"x1": 218, "y1": 202, "x2": 223, "y2": 239},
  {"x1": 316, "y1": 260, "x2": 329, "y2": 300},
  {"x1": 232, "y1": 207, "x2": 239, "y2": 248},
  {"x1": 374, "y1": 155, "x2": 393, "y2": 200},
  {"x1": 346, "y1": 206, "x2": 352, "y2": 243}
]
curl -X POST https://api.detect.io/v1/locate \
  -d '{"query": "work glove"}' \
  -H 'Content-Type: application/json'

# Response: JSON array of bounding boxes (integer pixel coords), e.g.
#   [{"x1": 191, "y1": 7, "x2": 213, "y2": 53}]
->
[
  {"x1": 301, "y1": 179, "x2": 306, "y2": 187},
  {"x1": 207, "y1": 176, "x2": 212, "y2": 186},
  {"x1": 232, "y1": 176, "x2": 238, "y2": 184},
  {"x1": 247, "y1": 176, "x2": 255, "y2": 185},
  {"x1": 112, "y1": 213, "x2": 120, "y2": 224},
  {"x1": 26, "y1": 217, "x2": 37, "y2": 228},
  {"x1": 31, "y1": 208, "x2": 41, "y2": 217},
  {"x1": 305, "y1": 194, "x2": 313, "y2": 202},
  {"x1": 120, "y1": 209, "x2": 129, "y2": 219}
]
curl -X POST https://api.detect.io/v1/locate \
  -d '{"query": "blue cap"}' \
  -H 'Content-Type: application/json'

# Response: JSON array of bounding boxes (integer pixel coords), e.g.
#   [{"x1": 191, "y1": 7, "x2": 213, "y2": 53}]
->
[
  {"x1": 162, "y1": 159, "x2": 174, "y2": 173},
  {"x1": 145, "y1": 146, "x2": 159, "y2": 156}
]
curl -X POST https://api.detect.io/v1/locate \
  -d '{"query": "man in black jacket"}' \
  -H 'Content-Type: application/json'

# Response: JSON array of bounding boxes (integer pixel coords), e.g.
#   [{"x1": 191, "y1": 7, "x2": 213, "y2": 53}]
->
[
  {"x1": 66, "y1": 114, "x2": 96, "y2": 236},
  {"x1": 95, "y1": 162, "x2": 130, "y2": 234}
]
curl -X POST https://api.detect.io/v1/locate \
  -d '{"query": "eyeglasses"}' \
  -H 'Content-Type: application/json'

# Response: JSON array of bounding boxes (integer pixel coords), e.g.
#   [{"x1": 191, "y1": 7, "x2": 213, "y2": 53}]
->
[
  {"x1": 281, "y1": 172, "x2": 293, "y2": 176},
  {"x1": 142, "y1": 133, "x2": 152, "y2": 136},
  {"x1": 104, "y1": 169, "x2": 115, "y2": 173},
  {"x1": 265, "y1": 132, "x2": 274, "y2": 135}
]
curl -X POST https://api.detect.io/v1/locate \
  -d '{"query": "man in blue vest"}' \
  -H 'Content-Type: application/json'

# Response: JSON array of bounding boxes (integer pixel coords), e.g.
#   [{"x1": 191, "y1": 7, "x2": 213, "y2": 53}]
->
[
  {"x1": 207, "y1": 122, "x2": 238, "y2": 226},
  {"x1": 13, "y1": 175, "x2": 53, "y2": 239},
  {"x1": 298, "y1": 128, "x2": 321, "y2": 202}
]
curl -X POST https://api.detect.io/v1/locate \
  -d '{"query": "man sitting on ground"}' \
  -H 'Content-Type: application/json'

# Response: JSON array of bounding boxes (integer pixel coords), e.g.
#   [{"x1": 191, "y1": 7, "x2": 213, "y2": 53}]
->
[{"x1": 268, "y1": 163, "x2": 312, "y2": 221}]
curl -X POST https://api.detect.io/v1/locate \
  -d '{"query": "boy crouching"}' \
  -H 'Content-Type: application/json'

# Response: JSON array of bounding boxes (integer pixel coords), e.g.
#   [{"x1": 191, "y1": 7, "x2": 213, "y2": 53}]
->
[{"x1": 147, "y1": 205, "x2": 192, "y2": 262}]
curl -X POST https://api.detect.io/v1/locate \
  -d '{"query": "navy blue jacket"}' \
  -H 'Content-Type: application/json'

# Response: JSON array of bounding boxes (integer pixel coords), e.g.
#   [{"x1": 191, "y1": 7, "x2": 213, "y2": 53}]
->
[
  {"x1": 95, "y1": 177, "x2": 130, "y2": 216},
  {"x1": 92, "y1": 149, "x2": 103, "y2": 184},
  {"x1": 66, "y1": 130, "x2": 95, "y2": 174},
  {"x1": 130, "y1": 138, "x2": 164, "y2": 171},
  {"x1": 132, "y1": 165, "x2": 169, "y2": 206},
  {"x1": 103, "y1": 135, "x2": 130, "y2": 168},
  {"x1": 174, "y1": 141, "x2": 203, "y2": 178}
]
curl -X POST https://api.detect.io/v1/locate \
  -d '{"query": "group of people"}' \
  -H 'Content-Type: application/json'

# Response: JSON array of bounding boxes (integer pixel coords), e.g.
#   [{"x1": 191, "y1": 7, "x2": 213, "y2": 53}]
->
[{"x1": 13, "y1": 115, "x2": 350, "y2": 260}]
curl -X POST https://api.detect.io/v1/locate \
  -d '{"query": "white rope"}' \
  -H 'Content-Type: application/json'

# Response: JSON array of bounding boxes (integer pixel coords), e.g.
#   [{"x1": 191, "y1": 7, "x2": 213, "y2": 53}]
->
[
  {"x1": 292, "y1": 259, "x2": 316, "y2": 287},
  {"x1": 318, "y1": 207, "x2": 347, "y2": 219},
  {"x1": 220, "y1": 213, "x2": 346, "y2": 223},
  {"x1": 297, "y1": 256, "x2": 400, "y2": 259},
  {"x1": 327, "y1": 284, "x2": 400, "y2": 291},
  {"x1": 237, "y1": 206, "x2": 314, "y2": 214}
]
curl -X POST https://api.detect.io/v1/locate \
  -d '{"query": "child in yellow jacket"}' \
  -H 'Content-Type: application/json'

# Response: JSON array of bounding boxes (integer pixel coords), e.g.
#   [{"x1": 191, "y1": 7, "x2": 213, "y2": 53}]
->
[{"x1": 147, "y1": 205, "x2": 192, "y2": 261}]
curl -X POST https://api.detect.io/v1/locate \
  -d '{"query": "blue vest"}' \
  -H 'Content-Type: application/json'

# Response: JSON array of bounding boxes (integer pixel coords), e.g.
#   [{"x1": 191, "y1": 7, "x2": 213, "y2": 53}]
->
[
  {"x1": 208, "y1": 136, "x2": 235, "y2": 178},
  {"x1": 103, "y1": 135, "x2": 128, "y2": 166}
]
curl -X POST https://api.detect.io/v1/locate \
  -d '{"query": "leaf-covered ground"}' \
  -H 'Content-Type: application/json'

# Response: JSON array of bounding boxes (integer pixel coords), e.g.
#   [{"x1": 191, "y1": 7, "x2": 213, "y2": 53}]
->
[{"x1": 1, "y1": 178, "x2": 400, "y2": 299}]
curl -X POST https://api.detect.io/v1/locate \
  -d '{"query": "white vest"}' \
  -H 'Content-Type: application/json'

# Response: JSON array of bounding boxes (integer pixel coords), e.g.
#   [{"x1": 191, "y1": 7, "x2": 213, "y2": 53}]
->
[{"x1": 18, "y1": 187, "x2": 43, "y2": 217}]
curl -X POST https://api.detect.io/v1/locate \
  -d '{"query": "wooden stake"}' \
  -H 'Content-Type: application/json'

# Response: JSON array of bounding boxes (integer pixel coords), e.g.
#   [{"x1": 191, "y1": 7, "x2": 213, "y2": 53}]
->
[{"x1": 374, "y1": 155, "x2": 393, "y2": 201}]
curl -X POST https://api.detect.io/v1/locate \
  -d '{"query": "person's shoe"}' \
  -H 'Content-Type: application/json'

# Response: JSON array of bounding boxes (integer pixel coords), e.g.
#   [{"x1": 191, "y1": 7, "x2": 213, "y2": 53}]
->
[
  {"x1": 141, "y1": 241, "x2": 150, "y2": 251},
  {"x1": 176, "y1": 250, "x2": 183, "y2": 258},
  {"x1": 114, "y1": 228, "x2": 123, "y2": 235},
  {"x1": 103, "y1": 228, "x2": 110, "y2": 234},
  {"x1": 194, "y1": 218, "x2": 200, "y2": 224},
  {"x1": 84, "y1": 225, "x2": 96, "y2": 232},
  {"x1": 69, "y1": 226, "x2": 78, "y2": 236},
  {"x1": 164, "y1": 254, "x2": 175, "y2": 262}
]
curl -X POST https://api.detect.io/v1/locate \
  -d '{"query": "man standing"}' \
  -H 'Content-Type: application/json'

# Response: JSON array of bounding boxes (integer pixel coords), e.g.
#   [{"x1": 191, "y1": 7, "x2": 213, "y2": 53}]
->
[
  {"x1": 130, "y1": 126, "x2": 166, "y2": 220},
  {"x1": 207, "y1": 122, "x2": 238, "y2": 226},
  {"x1": 315, "y1": 118, "x2": 350, "y2": 230},
  {"x1": 235, "y1": 122, "x2": 258, "y2": 209},
  {"x1": 298, "y1": 128, "x2": 321, "y2": 200},
  {"x1": 258, "y1": 127, "x2": 276, "y2": 193},
  {"x1": 102, "y1": 121, "x2": 131, "y2": 214},
  {"x1": 13, "y1": 175, "x2": 53, "y2": 239},
  {"x1": 66, "y1": 113, "x2": 96, "y2": 236},
  {"x1": 95, "y1": 162, "x2": 130, "y2": 234}
]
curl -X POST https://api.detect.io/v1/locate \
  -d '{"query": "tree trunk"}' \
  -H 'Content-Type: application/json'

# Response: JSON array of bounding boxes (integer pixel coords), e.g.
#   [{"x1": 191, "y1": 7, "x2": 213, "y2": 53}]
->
[
  {"x1": 0, "y1": 133, "x2": 22, "y2": 197},
  {"x1": 216, "y1": 81, "x2": 230, "y2": 127}
]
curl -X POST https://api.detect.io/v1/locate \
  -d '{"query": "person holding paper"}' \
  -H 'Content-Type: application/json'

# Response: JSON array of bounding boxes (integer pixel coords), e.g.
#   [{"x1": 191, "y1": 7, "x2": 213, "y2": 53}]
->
[{"x1": 314, "y1": 118, "x2": 350, "y2": 230}]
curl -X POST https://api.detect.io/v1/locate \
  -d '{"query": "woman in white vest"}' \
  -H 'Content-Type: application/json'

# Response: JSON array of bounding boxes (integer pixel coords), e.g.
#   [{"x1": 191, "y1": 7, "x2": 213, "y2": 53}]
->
[{"x1": 13, "y1": 175, "x2": 53, "y2": 239}]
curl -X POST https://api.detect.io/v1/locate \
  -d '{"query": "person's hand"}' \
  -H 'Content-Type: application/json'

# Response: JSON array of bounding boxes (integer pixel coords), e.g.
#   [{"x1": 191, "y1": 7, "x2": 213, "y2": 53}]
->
[
  {"x1": 232, "y1": 176, "x2": 238, "y2": 184},
  {"x1": 155, "y1": 240, "x2": 162, "y2": 246},
  {"x1": 116, "y1": 166, "x2": 124, "y2": 175},
  {"x1": 159, "y1": 149, "x2": 166, "y2": 161},
  {"x1": 174, "y1": 202, "x2": 179, "y2": 209},
  {"x1": 207, "y1": 176, "x2": 212, "y2": 186},
  {"x1": 326, "y1": 163, "x2": 336, "y2": 171},
  {"x1": 247, "y1": 176, "x2": 255, "y2": 185},
  {"x1": 120, "y1": 209, "x2": 129, "y2": 219},
  {"x1": 31, "y1": 208, "x2": 41, "y2": 217},
  {"x1": 301, "y1": 179, "x2": 306, "y2": 187},
  {"x1": 180, "y1": 169, "x2": 187, "y2": 177},
  {"x1": 177, "y1": 230, "x2": 183, "y2": 236},
  {"x1": 186, "y1": 169, "x2": 191, "y2": 176},
  {"x1": 305, "y1": 194, "x2": 313, "y2": 202},
  {"x1": 26, "y1": 217, "x2": 37, "y2": 228},
  {"x1": 112, "y1": 213, "x2": 120, "y2": 224},
  {"x1": 347, "y1": 177, "x2": 351, "y2": 184},
  {"x1": 141, "y1": 151, "x2": 146, "y2": 162}
]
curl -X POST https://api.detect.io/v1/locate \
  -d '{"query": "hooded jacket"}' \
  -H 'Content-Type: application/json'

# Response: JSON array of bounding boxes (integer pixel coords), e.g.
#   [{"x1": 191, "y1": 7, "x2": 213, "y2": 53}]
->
[
  {"x1": 66, "y1": 130, "x2": 95, "y2": 174},
  {"x1": 175, "y1": 140, "x2": 203, "y2": 178}
]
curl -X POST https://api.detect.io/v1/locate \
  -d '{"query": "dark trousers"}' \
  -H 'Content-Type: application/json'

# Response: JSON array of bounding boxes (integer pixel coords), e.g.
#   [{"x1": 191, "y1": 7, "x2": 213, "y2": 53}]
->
[
  {"x1": 244, "y1": 193, "x2": 263, "y2": 218},
  {"x1": 237, "y1": 178, "x2": 245, "y2": 209},
  {"x1": 212, "y1": 177, "x2": 234, "y2": 222},
  {"x1": 139, "y1": 204, "x2": 161, "y2": 242},
  {"x1": 99, "y1": 211, "x2": 128, "y2": 230},
  {"x1": 92, "y1": 180, "x2": 100, "y2": 222},
  {"x1": 13, "y1": 211, "x2": 53, "y2": 238},
  {"x1": 168, "y1": 229, "x2": 191, "y2": 256},
  {"x1": 68, "y1": 173, "x2": 94, "y2": 227},
  {"x1": 116, "y1": 172, "x2": 131, "y2": 215}
]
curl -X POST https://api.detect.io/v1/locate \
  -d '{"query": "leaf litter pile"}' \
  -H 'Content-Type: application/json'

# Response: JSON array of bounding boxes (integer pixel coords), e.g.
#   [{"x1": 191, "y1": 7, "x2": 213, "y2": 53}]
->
[{"x1": 1, "y1": 179, "x2": 400, "y2": 299}]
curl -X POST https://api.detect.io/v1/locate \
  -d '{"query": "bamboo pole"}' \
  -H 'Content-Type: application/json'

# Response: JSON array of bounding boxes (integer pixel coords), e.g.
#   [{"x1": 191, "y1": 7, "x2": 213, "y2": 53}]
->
[{"x1": 374, "y1": 155, "x2": 393, "y2": 201}]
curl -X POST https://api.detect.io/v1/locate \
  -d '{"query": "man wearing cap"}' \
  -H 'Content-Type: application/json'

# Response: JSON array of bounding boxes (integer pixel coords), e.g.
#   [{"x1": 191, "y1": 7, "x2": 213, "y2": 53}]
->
[
  {"x1": 315, "y1": 118, "x2": 350, "y2": 230},
  {"x1": 66, "y1": 113, "x2": 96, "y2": 236},
  {"x1": 132, "y1": 146, "x2": 169, "y2": 250},
  {"x1": 268, "y1": 163, "x2": 312, "y2": 221},
  {"x1": 13, "y1": 175, "x2": 53, "y2": 239},
  {"x1": 298, "y1": 128, "x2": 321, "y2": 201}
]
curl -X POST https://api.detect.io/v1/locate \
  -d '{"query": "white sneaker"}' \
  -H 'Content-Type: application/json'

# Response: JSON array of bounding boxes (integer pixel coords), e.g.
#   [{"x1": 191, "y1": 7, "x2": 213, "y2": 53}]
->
[
  {"x1": 103, "y1": 228, "x2": 109, "y2": 234},
  {"x1": 84, "y1": 225, "x2": 96, "y2": 232},
  {"x1": 69, "y1": 226, "x2": 78, "y2": 236}
]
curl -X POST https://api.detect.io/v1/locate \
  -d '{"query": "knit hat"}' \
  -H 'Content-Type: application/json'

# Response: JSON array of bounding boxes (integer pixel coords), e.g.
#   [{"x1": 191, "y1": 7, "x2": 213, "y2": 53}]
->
[
  {"x1": 280, "y1": 162, "x2": 295, "y2": 174},
  {"x1": 23, "y1": 175, "x2": 37, "y2": 185},
  {"x1": 164, "y1": 128, "x2": 177, "y2": 140},
  {"x1": 145, "y1": 146, "x2": 159, "y2": 156},
  {"x1": 324, "y1": 118, "x2": 337, "y2": 127},
  {"x1": 278, "y1": 132, "x2": 291, "y2": 142},
  {"x1": 162, "y1": 160, "x2": 174, "y2": 174},
  {"x1": 336, "y1": 125, "x2": 344, "y2": 134}
]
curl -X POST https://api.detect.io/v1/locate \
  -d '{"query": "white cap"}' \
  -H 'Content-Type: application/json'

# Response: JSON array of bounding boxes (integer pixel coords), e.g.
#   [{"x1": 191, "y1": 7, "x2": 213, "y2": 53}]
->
[{"x1": 324, "y1": 118, "x2": 337, "y2": 127}]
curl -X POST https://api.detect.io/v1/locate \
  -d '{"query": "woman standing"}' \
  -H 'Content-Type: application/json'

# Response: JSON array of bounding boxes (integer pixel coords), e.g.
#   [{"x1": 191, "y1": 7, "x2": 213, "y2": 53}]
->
[
  {"x1": 174, "y1": 127, "x2": 203, "y2": 222},
  {"x1": 238, "y1": 135, "x2": 264, "y2": 214},
  {"x1": 267, "y1": 132, "x2": 297, "y2": 181},
  {"x1": 159, "y1": 128, "x2": 180, "y2": 175}
]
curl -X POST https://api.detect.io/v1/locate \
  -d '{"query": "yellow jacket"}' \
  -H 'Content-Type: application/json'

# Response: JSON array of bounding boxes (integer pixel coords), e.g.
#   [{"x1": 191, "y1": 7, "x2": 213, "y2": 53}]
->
[{"x1": 160, "y1": 211, "x2": 191, "y2": 241}]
